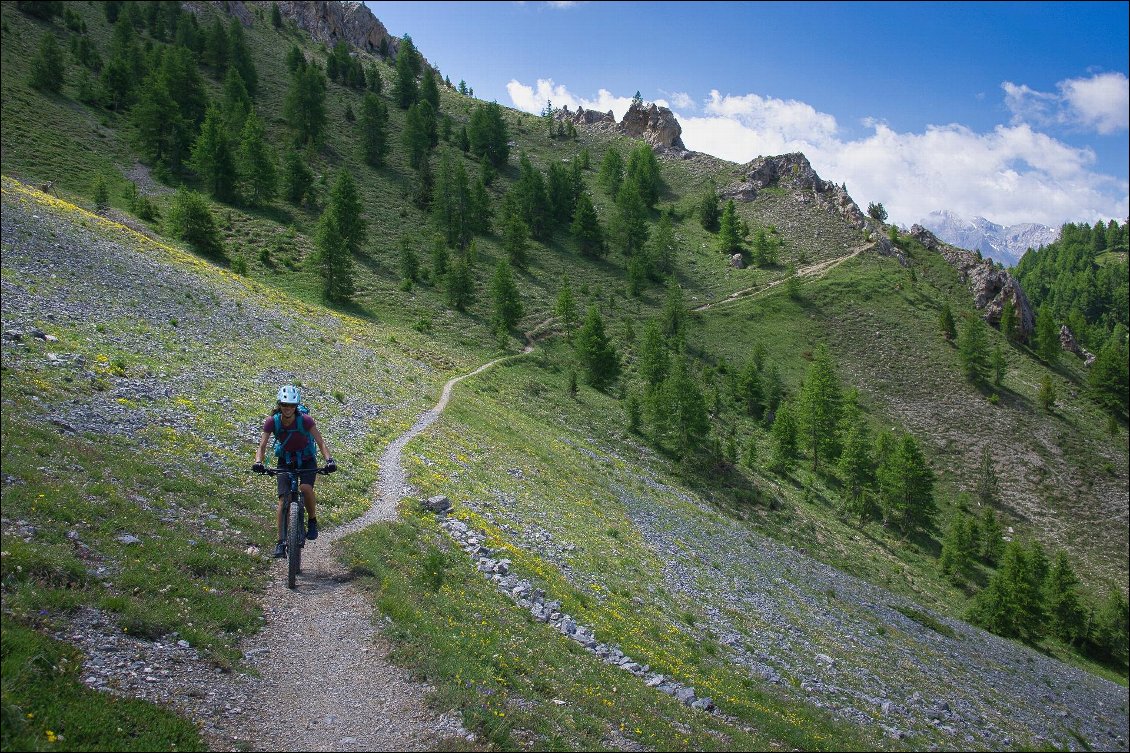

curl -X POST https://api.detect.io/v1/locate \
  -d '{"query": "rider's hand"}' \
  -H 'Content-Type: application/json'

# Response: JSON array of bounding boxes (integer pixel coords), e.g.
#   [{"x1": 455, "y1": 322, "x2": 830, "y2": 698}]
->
[
  {"x1": 324, "y1": 458, "x2": 338, "y2": 474},
  {"x1": 252, "y1": 462, "x2": 266, "y2": 474}
]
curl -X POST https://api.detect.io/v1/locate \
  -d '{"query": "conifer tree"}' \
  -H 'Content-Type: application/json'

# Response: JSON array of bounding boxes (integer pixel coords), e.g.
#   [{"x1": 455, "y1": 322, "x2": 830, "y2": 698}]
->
[
  {"x1": 30, "y1": 31, "x2": 65, "y2": 93},
  {"x1": 969, "y1": 538, "x2": 1047, "y2": 642},
  {"x1": 797, "y1": 345, "x2": 842, "y2": 472},
  {"x1": 939, "y1": 512, "x2": 977, "y2": 583},
  {"x1": 975, "y1": 444, "x2": 999, "y2": 506},
  {"x1": 283, "y1": 149, "x2": 313, "y2": 206},
  {"x1": 101, "y1": 16, "x2": 142, "y2": 110},
  {"x1": 445, "y1": 256, "x2": 474, "y2": 311},
  {"x1": 271, "y1": 2, "x2": 283, "y2": 28},
  {"x1": 637, "y1": 321, "x2": 670, "y2": 391},
  {"x1": 132, "y1": 68, "x2": 186, "y2": 170},
  {"x1": 571, "y1": 191, "x2": 605, "y2": 259},
  {"x1": 359, "y1": 92, "x2": 389, "y2": 167},
  {"x1": 990, "y1": 345, "x2": 1007, "y2": 387},
  {"x1": 490, "y1": 260, "x2": 522, "y2": 333},
  {"x1": 957, "y1": 314, "x2": 990, "y2": 384},
  {"x1": 613, "y1": 179, "x2": 650, "y2": 258},
  {"x1": 420, "y1": 67, "x2": 440, "y2": 111},
  {"x1": 284, "y1": 64, "x2": 327, "y2": 146},
  {"x1": 432, "y1": 150, "x2": 472, "y2": 249},
  {"x1": 575, "y1": 305, "x2": 620, "y2": 389},
  {"x1": 1044, "y1": 550, "x2": 1085, "y2": 644},
  {"x1": 393, "y1": 34, "x2": 419, "y2": 108},
  {"x1": 999, "y1": 299, "x2": 1018, "y2": 341},
  {"x1": 465, "y1": 103, "x2": 508, "y2": 167},
  {"x1": 978, "y1": 503, "x2": 1004, "y2": 565},
  {"x1": 877, "y1": 433, "x2": 935, "y2": 534},
  {"x1": 1038, "y1": 373, "x2": 1057, "y2": 412},
  {"x1": 1034, "y1": 304, "x2": 1059, "y2": 363},
  {"x1": 227, "y1": 18, "x2": 257, "y2": 95},
  {"x1": 648, "y1": 210, "x2": 677, "y2": 278},
  {"x1": 430, "y1": 236, "x2": 449, "y2": 280},
  {"x1": 402, "y1": 103, "x2": 432, "y2": 170},
  {"x1": 168, "y1": 189, "x2": 223, "y2": 258},
  {"x1": 203, "y1": 16, "x2": 229, "y2": 71},
  {"x1": 699, "y1": 184, "x2": 721, "y2": 231},
  {"x1": 1091, "y1": 589, "x2": 1129, "y2": 664},
  {"x1": 220, "y1": 67, "x2": 253, "y2": 135},
  {"x1": 237, "y1": 112, "x2": 278, "y2": 205},
  {"x1": 624, "y1": 142, "x2": 661, "y2": 208},
  {"x1": 398, "y1": 237, "x2": 419, "y2": 289},
  {"x1": 656, "y1": 355, "x2": 710, "y2": 460},
  {"x1": 468, "y1": 177, "x2": 492, "y2": 236},
  {"x1": 1087, "y1": 330, "x2": 1129, "y2": 414},
  {"x1": 555, "y1": 278, "x2": 579, "y2": 339},
  {"x1": 501, "y1": 208, "x2": 529, "y2": 270},
  {"x1": 660, "y1": 278, "x2": 687, "y2": 347},
  {"x1": 313, "y1": 170, "x2": 364, "y2": 302},
  {"x1": 940, "y1": 302, "x2": 957, "y2": 341},
  {"x1": 598, "y1": 148, "x2": 624, "y2": 196},
  {"x1": 190, "y1": 105, "x2": 237, "y2": 203},
  {"x1": 718, "y1": 199, "x2": 742, "y2": 255},
  {"x1": 314, "y1": 208, "x2": 354, "y2": 303},
  {"x1": 838, "y1": 420, "x2": 874, "y2": 519},
  {"x1": 770, "y1": 400, "x2": 798, "y2": 472},
  {"x1": 737, "y1": 358, "x2": 763, "y2": 418}
]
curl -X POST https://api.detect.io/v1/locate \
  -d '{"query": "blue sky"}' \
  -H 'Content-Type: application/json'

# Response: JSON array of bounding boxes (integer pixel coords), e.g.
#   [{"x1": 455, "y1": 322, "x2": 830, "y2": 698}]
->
[{"x1": 366, "y1": 1, "x2": 1129, "y2": 229}]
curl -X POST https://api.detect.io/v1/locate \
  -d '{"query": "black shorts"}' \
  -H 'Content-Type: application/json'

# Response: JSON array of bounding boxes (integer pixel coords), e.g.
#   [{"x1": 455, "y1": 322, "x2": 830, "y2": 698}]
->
[{"x1": 276, "y1": 458, "x2": 317, "y2": 497}]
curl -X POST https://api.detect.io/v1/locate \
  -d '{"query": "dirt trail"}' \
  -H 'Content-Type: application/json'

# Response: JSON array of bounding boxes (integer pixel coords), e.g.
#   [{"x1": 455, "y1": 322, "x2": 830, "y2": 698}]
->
[
  {"x1": 693, "y1": 242, "x2": 873, "y2": 312},
  {"x1": 205, "y1": 350, "x2": 529, "y2": 751}
]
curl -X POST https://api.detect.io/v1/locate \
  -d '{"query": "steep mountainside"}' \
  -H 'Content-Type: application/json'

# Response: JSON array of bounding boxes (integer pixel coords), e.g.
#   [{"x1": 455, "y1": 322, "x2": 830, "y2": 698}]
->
[{"x1": 1, "y1": 1, "x2": 1127, "y2": 750}]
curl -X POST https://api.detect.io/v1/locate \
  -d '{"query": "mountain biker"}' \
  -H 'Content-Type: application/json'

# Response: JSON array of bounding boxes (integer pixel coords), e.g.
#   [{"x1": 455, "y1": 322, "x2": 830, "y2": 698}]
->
[{"x1": 252, "y1": 385, "x2": 337, "y2": 558}]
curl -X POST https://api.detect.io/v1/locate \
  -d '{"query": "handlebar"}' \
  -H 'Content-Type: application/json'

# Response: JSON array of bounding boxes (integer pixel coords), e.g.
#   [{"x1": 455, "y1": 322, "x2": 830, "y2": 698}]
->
[{"x1": 256, "y1": 466, "x2": 335, "y2": 476}]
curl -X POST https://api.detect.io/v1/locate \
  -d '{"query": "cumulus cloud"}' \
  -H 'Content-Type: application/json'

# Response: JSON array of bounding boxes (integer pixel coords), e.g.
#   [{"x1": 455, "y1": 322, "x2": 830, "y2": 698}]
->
[
  {"x1": 1004, "y1": 72, "x2": 1129, "y2": 135},
  {"x1": 506, "y1": 78, "x2": 636, "y2": 119},
  {"x1": 507, "y1": 79, "x2": 1128, "y2": 227}
]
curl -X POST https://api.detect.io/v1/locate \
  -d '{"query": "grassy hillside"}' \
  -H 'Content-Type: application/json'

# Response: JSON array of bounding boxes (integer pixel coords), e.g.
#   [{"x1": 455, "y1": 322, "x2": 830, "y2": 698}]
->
[{"x1": 2, "y1": 1, "x2": 1127, "y2": 749}]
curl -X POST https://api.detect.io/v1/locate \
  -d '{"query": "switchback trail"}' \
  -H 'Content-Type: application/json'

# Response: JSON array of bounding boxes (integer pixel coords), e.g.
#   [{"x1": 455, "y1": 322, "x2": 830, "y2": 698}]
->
[
  {"x1": 204, "y1": 346, "x2": 532, "y2": 751},
  {"x1": 693, "y1": 242, "x2": 873, "y2": 312}
]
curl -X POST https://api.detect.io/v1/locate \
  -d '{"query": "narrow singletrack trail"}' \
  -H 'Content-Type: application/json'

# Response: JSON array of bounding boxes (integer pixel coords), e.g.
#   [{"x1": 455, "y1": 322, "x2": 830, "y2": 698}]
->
[
  {"x1": 204, "y1": 347, "x2": 532, "y2": 751},
  {"x1": 692, "y1": 242, "x2": 873, "y2": 312}
]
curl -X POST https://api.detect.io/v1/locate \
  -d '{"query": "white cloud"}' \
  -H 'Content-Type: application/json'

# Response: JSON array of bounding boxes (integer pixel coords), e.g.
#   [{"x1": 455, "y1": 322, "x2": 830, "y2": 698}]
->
[
  {"x1": 508, "y1": 79, "x2": 1129, "y2": 227},
  {"x1": 1004, "y1": 72, "x2": 1129, "y2": 135},
  {"x1": 506, "y1": 78, "x2": 635, "y2": 119},
  {"x1": 664, "y1": 90, "x2": 696, "y2": 110}
]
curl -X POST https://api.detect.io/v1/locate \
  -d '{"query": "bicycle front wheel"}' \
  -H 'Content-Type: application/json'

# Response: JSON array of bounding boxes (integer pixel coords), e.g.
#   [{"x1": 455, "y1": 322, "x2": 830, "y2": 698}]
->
[{"x1": 287, "y1": 493, "x2": 301, "y2": 589}]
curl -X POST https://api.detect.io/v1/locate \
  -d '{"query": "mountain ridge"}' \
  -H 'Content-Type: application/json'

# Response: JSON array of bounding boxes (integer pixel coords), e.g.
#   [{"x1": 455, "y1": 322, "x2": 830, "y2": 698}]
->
[{"x1": 917, "y1": 209, "x2": 1061, "y2": 267}]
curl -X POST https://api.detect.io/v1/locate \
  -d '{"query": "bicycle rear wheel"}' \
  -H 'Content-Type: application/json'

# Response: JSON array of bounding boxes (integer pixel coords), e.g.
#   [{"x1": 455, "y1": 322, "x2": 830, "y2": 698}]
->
[{"x1": 287, "y1": 493, "x2": 301, "y2": 589}]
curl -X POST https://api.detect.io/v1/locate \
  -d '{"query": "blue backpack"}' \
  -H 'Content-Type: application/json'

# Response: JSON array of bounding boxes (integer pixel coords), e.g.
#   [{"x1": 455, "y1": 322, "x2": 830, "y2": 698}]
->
[{"x1": 272, "y1": 405, "x2": 316, "y2": 464}]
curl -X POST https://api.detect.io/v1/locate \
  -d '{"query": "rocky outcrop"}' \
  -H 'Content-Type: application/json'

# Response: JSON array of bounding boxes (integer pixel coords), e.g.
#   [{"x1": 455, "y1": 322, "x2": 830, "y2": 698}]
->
[
  {"x1": 1059, "y1": 325, "x2": 1096, "y2": 366},
  {"x1": 722, "y1": 153, "x2": 900, "y2": 262},
  {"x1": 908, "y1": 225, "x2": 1036, "y2": 341},
  {"x1": 557, "y1": 105, "x2": 615, "y2": 126},
  {"x1": 619, "y1": 101, "x2": 686, "y2": 151},
  {"x1": 276, "y1": 0, "x2": 400, "y2": 57}
]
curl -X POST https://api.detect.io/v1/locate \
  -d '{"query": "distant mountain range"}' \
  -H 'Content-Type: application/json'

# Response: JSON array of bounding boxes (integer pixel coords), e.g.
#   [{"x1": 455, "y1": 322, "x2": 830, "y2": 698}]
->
[{"x1": 916, "y1": 210, "x2": 1060, "y2": 267}]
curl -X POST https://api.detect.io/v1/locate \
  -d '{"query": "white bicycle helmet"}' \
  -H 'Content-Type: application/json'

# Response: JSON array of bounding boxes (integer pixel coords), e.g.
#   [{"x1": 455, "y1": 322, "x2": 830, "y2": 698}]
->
[{"x1": 277, "y1": 385, "x2": 301, "y2": 405}]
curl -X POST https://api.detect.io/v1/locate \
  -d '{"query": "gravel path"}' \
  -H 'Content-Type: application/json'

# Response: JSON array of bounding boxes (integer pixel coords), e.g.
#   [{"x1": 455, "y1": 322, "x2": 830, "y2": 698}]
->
[{"x1": 197, "y1": 346, "x2": 531, "y2": 750}]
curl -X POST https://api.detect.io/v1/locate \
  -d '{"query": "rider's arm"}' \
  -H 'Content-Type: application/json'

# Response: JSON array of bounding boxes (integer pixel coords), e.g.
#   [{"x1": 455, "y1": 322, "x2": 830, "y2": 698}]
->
[
  {"x1": 311, "y1": 423, "x2": 332, "y2": 460},
  {"x1": 255, "y1": 430, "x2": 272, "y2": 464}
]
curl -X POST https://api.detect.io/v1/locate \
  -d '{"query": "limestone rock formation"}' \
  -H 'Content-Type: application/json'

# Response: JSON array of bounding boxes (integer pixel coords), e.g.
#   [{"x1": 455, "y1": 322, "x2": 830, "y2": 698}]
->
[
  {"x1": 557, "y1": 105, "x2": 616, "y2": 126},
  {"x1": 276, "y1": 0, "x2": 399, "y2": 57},
  {"x1": 1059, "y1": 325, "x2": 1096, "y2": 366},
  {"x1": 908, "y1": 225, "x2": 1036, "y2": 341},
  {"x1": 722, "y1": 153, "x2": 900, "y2": 261},
  {"x1": 618, "y1": 101, "x2": 686, "y2": 151}
]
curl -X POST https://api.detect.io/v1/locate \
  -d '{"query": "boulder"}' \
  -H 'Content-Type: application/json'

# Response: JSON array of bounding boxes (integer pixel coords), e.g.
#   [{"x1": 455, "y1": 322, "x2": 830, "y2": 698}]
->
[
  {"x1": 422, "y1": 495, "x2": 452, "y2": 513},
  {"x1": 730, "y1": 253, "x2": 746, "y2": 269}
]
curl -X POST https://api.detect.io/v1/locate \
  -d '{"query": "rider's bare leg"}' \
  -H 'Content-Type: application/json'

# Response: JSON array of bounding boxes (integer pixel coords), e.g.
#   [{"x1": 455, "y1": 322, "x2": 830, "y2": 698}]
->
[{"x1": 300, "y1": 483, "x2": 317, "y2": 520}]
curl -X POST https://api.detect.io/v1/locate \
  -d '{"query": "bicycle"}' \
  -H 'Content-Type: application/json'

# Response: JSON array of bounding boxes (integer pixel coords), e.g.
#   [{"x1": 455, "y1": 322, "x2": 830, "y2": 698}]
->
[{"x1": 258, "y1": 465, "x2": 332, "y2": 589}]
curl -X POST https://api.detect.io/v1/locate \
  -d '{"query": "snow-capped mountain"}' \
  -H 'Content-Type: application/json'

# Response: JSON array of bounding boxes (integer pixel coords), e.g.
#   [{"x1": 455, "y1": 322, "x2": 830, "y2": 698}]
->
[{"x1": 916, "y1": 210, "x2": 1060, "y2": 266}]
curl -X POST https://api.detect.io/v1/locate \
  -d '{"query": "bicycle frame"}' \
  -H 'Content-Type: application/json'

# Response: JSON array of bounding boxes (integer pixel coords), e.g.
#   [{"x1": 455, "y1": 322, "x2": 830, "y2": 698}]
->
[{"x1": 261, "y1": 466, "x2": 329, "y2": 589}]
